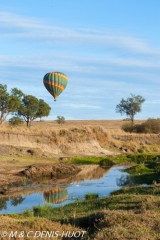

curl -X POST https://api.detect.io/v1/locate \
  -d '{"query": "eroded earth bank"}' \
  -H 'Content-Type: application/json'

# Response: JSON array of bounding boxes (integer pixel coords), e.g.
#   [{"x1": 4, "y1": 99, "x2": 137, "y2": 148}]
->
[{"x1": 0, "y1": 120, "x2": 159, "y2": 193}]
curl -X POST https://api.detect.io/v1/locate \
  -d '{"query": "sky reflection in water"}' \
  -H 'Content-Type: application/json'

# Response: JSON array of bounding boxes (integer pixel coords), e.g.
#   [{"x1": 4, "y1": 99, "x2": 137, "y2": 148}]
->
[{"x1": 0, "y1": 166, "x2": 128, "y2": 214}]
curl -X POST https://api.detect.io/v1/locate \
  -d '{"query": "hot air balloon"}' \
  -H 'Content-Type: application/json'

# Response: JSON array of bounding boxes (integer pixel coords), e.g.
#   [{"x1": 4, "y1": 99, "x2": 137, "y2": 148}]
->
[{"x1": 43, "y1": 72, "x2": 68, "y2": 101}]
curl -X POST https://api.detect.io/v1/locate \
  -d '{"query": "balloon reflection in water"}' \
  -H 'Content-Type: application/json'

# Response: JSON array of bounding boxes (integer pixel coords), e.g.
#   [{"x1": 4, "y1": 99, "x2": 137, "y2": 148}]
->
[{"x1": 43, "y1": 186, "x2": 68, "y2": 204}]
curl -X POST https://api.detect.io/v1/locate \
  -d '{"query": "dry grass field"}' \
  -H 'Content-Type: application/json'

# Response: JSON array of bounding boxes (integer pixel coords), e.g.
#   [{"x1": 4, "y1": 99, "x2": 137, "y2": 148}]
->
[
  {"x1": 0, "y1": 119, "x2": 145, "y2": 134},
  {"x1": 0, "y1": 119, "x2": 159, "y2": 159}
]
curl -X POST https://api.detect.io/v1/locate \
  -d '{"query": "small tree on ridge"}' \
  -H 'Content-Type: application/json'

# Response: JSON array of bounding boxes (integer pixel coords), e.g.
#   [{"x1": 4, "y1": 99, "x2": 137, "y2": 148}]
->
[
  {"x1": 56, "y1": 116, "x2": 65, "y2": 126},
  {"x1": 116, "y1": 93, "x2": 145, "y2": 126}
]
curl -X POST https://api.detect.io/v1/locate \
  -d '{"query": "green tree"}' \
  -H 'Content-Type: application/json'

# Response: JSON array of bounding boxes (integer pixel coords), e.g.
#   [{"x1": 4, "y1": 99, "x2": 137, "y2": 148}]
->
[
  {"x1": 36, "y1": 99, "x2": 51, "y2": 121},
  {"x1": 17, "y1": 95, "x2": 39, "y2": 127},
  {"x1": 11, "y1": 88, "x2": 24, "y2": 98},
  {"x1": 17, "y1": 95, "x2": 51, "y2": 127},
  {"x1": 0, "y1": 84, "x2": 21, "y2": 125},
  {"x1": 56, "y1": 116, "x2": 65, "y2": 126},
  {"x1": 9, "y1": 116, "x2": 23, "y2": 126},
  {"x1": 0, "y1": 84, "x2": 51, "y2": 127},
  {"x1": 116, "y1": 94, "x2": 145, "y2": 126}
]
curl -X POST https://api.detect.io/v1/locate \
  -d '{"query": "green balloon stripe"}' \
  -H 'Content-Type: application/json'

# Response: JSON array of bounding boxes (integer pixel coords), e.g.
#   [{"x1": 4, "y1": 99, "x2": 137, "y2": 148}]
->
[{"x1": 44, "y1": 188, "x2": 68, "y2": 204}]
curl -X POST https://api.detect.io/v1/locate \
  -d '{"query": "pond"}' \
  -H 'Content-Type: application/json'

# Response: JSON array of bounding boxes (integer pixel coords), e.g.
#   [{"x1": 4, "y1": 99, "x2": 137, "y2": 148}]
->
[{"x1": 0, "y1": 165, "x2": 129, "y2": 214}]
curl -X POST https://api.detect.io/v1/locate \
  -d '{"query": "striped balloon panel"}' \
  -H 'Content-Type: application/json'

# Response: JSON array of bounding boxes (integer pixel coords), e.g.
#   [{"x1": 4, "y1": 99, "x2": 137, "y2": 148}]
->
[
  {"x1": 43, "y1": 72, "x2": 68, "y2": 99},
  {"x1": 43, "y1": 188, "x2": 68, "y2": 204}
]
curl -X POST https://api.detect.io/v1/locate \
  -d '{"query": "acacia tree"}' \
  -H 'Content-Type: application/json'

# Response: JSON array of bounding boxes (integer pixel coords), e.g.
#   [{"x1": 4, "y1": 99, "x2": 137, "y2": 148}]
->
[
  {"x1": 0, "y1": 84, "x2": 21, "y2": 124},
  {"x1": 0, "y1": 84, "x2": 51, "y2": 127},
  {"x1": 116, "y1": 94, "x2": 145, "y2": 126},
  {"x1": 17, "y1": 95, "x2": 51, "y2": 127},
  {"x1": 36, "y1": 99, "x2": 51, "y2": 121},
  {"x1": 17, "y1": 95, "x2": 38, "y2": 127}
]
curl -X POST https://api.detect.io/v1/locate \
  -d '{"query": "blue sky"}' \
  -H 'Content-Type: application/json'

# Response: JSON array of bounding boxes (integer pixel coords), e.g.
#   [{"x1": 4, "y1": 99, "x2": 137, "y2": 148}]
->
[{"x1": 0, "y1": 0, "x2": 159, "y2": 120}]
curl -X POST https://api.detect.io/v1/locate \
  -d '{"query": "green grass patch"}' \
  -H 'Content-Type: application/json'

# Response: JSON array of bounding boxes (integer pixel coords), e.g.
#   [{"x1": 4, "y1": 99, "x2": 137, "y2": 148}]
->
[
  {"x1": 122, "y1": 155, "x2": 160, "y2": 185},
  {"x1": 111, "y1": 185, "x2": 160, "y2": 196},
  {"x1": 67, "y1": 156, "x2": 113, "y2": 164},
  {"x1": 125, "y1": 164, "x2": 154, "y2": 175},
  {"x1": 99, "y1": 158, "x2": 115, "y2": 168},
  {"x1": 85, "y1": 193, "x2": 99, "y2": 200},
  {"x1": 66, "y1": 154, "x2": 160, "y2": 165},
  {"x1": 110, "y1": 155, "x2": 129, "y2": 163},
  {"x1": 67, "y1": 155, "x2": 131, "y2": 165},
  {"x1": 126, "y1": 153, "x2": 160, "y2": 163},
  {"x1": 132, "y1": 172, "x2": 160, "y2": 185}
]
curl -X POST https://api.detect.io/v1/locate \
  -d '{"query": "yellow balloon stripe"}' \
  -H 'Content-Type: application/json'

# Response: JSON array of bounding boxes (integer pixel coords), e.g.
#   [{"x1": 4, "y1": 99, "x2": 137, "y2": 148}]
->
[
  {"x1": 43, "y1": 80, "x2": 65, "y2": 91},
  {"x1": 50, "y1": 72, "x2": 68, "y2": 81}
]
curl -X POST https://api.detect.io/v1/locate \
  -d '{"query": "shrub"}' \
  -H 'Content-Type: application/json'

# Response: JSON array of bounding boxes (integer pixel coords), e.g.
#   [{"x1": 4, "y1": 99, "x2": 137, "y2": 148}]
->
[
  {"x1": 85, "y1": 193, "x2": 99, "y2": 200},
  {"x1": 142, "y1": 118, "x2": 160, "y2": 133},
  {"x1": 133, "y1": 123, "x2": 145, "y2": 133},
  {"x1": 122, "y1": 118, "x2": 160, "y2": 134},
  {"x1": 9, "y1": 116, "x2": 23, "y2": 126},
  {"x1": 138, "y1": 148, "x2": 144, "y2": 153},
  {"x1": 99, "y1": 158, "x2": 114, "y2": 167},
  {"x1": 121, "y1": 123, "x2": 134, "y2": 133},
  {"x1": 127, "y1": 154, "x2": 158, "y2": 163},
  {"x1": 126, "y1": 164, "x2": 153, "y2": 175},
  {"x1": 134, "y1": 118, "x2": 160, "y2": 134},
  {"x1": 56, "y1": 116, "x2": 65, "y2": 126}
]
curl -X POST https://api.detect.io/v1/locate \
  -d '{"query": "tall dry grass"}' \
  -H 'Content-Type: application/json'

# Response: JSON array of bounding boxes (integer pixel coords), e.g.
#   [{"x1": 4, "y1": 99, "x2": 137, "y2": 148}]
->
[{"x1": 0, "y1": 120, "x2": 145, "y2": 135}]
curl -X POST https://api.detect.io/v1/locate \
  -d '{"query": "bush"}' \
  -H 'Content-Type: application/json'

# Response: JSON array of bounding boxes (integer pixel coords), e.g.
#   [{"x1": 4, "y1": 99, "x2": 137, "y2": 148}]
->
[
  {"x1": 122, "y1": 118, "x2": 160, "y2": 134},
  {"x1": 99, "y1": 158, "x2": 114, "y2": 167},
  {"x1": 133, "y1": 123, "x2": 145, "y2": 133},
  {"x1": 134, "y1": 119, "x2": 160, "y2": 133},
  {"x1": 85, "y1": 193, "x2": 99, "y2": 200},
  {"x1": 56, "y1": 116, "x2": 65, "y2": 126},
  {"x1": 138, "y1": 148, "x2": 144, "y2": 153},
  {"x1": 142, "y1": 118, "x2": 160, "y2": 133},
  {"x1": 9, "y1": 116, "x2": 23, "y2": 126},
  {"x1": 121, "y1": 123, "x2": 134, "y2": 133},
  {"x1": 127, "y1": 154, "x2": 158, "y2": 163}
]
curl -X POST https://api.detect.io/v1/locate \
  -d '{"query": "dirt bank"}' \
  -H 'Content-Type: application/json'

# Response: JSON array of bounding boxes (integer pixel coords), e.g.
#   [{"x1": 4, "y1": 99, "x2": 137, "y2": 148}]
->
[
  {"x1": 0, "y1": 163, "x2": 81, "y2": 195},
  {"x1": 0, "y1": 164, "x2": 109, "y2": 198},
  {"x1": 20, "y1": 163, "x2": 80, "y2": 179},
  {"x1": 0, "y1": 120, "x2": 159, "y2": 159}
]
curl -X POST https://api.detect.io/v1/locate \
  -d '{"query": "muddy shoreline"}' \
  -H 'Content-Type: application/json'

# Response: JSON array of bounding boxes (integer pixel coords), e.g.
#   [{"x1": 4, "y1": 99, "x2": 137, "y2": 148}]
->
[{"x1": 0, "y1": 163, "x2": 81, "y2": 196}]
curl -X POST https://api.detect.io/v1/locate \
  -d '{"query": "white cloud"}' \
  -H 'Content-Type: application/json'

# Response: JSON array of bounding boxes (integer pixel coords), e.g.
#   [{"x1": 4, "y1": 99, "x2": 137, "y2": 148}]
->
[
  {"x1": 0, "y1": 53, "x2": 159, "y2": 75},
  {"x1": 62, "y1": 103, "x2": 102, "y2": 109},
  {"x1": 0, "y1": 11, "x2": 160, "y2": 57},
  {"x1": 0, "y1": 12, "x2": 42, "y2": 29}
]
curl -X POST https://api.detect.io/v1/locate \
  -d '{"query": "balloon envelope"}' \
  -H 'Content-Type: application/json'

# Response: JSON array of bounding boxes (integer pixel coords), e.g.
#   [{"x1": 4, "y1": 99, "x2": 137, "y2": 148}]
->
[
  {"x1": 43, "y1": 186, "x2": 68, "y2": 204},
  {"x1": 43, "y1": 72, "x2": 68, "y2": 101}
]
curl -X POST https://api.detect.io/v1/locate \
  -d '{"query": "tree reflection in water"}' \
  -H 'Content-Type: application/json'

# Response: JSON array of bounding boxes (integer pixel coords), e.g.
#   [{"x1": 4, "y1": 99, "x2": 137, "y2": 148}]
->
[
  {"x1": 0, "y1": 197, "x2": 8, "y2": 211},
  {"x1": 116, "y1": 175, "x2": 134, "y2": 187},
  {"x1": 0, "y1": 196, "x2": 26, "y2": 211},
  {"x1": 11, "y1": 196, "x2": 26, "y2": 207}
]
